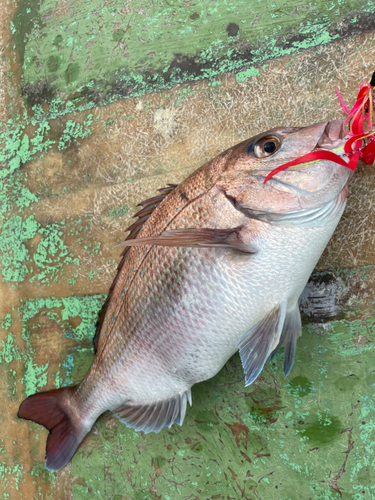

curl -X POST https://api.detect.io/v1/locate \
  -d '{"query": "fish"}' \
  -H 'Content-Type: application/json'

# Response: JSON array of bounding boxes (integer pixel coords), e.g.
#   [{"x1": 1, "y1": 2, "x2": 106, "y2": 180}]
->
[{"x1": 18, "y1": 119, "x2": 352, "y2": 471}]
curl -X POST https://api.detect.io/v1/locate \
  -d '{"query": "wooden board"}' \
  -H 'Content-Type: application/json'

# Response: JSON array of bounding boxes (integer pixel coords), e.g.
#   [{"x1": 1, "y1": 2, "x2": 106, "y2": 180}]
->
[{"x1": 1, "y1": 0, "x2": 375, "y2": 498}]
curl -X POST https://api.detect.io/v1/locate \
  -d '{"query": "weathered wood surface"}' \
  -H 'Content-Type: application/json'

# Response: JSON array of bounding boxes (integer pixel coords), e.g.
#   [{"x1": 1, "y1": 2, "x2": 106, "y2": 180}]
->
[
  {"x1": 1, "y1": 0, "x2": 375, "y2": 498},
  {"x1": 14, "y1": 0, "x2": 375, "y2": 110}
]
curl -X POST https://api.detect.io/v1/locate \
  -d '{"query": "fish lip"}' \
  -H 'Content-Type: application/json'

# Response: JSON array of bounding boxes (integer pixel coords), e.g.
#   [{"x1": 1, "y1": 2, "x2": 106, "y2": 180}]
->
[{"x1": 313, "y1": 120, "x2": 348, "y2": 151}]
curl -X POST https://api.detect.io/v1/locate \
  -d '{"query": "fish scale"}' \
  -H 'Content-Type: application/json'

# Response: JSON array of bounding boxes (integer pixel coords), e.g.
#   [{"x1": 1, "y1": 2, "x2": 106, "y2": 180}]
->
[
  {"x1": 95, "y1": 162, "x2": 234, "y2": 358},
  {"x1": 18, "y1": 121, "x2": 354, "y2": 471},
  {"x1": 96, "y1": 169, "x2": 215, "y2": 348},
  {"x1": 100, "y1": 216, "x2": 335, "y2": 404}
]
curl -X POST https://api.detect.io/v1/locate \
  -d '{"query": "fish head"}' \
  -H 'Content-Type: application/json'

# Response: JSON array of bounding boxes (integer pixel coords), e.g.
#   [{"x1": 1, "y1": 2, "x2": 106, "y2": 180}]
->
[{"x1": 218, "y1": 120, "x2": 352, "y2": 214}]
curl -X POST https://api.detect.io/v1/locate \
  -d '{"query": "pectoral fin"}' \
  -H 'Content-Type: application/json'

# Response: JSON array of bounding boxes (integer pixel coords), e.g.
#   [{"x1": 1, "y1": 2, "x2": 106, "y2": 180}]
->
[
  {"x1": 116, "y1": 226, "x2": 257, "y2": 253},
  {"x1": 238, "y1": 303, "x2": 286, "y2": 386}
]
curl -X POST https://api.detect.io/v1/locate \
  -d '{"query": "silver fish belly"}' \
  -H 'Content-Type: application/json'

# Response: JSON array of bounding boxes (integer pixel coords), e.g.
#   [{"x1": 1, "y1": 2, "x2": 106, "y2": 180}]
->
[{"x1": 80, "y1": 189, "x2": 347, "y2": 426}]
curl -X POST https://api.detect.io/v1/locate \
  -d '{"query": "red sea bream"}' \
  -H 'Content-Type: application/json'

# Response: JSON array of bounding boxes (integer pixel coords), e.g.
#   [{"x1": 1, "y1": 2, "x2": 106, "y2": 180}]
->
[{"x1": 18, "y1": 120, "x2": 352, "y2": 471}]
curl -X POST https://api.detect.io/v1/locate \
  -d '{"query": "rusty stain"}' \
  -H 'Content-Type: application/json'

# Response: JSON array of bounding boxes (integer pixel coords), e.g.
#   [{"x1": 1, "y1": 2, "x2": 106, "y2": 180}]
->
[
  {"x1": 225, "y1": 419, "x2": 250, "y2": 449},
  {"x1": 329, "y1": 427, "x2": 354, "y2": 496}
]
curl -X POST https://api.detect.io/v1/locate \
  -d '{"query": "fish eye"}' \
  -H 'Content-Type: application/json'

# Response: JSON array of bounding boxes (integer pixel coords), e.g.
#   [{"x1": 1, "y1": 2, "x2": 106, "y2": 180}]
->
[{"x1": 253, "y1": 136, "x2": 281, "y2": 158}]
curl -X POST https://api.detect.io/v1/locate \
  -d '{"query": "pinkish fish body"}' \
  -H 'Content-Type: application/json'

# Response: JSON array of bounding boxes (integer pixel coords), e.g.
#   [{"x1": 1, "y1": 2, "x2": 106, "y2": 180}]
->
[{"x1": 19, "y1": 120, "x2": 352, "y2": 471}]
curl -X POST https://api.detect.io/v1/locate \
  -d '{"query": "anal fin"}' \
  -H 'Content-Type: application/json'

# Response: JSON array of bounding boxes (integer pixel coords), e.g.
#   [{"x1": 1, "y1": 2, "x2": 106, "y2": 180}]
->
[
  {"x1": 114, "y1": 390, "x2": 192, "y2": 433},
  {"x1": 238, "y1": 303, "x2": 286, "y2": 386}
]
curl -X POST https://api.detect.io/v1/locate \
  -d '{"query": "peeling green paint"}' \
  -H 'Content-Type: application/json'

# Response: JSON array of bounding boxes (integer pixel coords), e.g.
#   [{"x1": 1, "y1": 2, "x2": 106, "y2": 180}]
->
[
  {"x1": 0, "y1": 333, "x2": 21, "y2": 364},
  {"x1": 21, "y1": 294, "x2": 106, "y2": 343},
  {"x1": 1, "y1": 314, "x2": 14, "y2": 331},
  {"x1": 0, "y1": 215, "x2": 39, "y2": 283},
  {"x1": 0, "y1": 462, "x2": 23, "y2": 494},
  {"x1": 236, "y1": 66, "x2": 260, "y2": 82},
  {"x1": 32, "y1": 221, "x2": 80, "y2": 284},
  {"x1": 0, "y1": 216, "x2": 93, "y2": 287},
  {"x1": 0, "y1": 173, "x2": 39, "y2": 217},
  {"x1": 1, "y1": 296, "x2": 104, "y2": 423},
  {"x1": 15, "y1": 0, "x2": 375, "y2": 111},
  {"x1": 57, "y1": 114, "x2": 93, "y2": 150},
  {"x1": 0, "y1": 111, "x2": 101, "y2": 195},
  {"x1": 23, "y1": 359, "x2": 49, "y2": 397},
  {"x1": 0, "y1": 120, "x2": 54, "y2": 180}
]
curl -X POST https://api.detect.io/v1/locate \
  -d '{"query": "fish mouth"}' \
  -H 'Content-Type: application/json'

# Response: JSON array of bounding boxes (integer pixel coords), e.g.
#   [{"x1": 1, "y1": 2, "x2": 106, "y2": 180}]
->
[
  {"x1": 260, "y1": 119, "x2": 352, "y2": 200},
  {"x1": 313, "y1": 120, "x2": 347, "y2": 151},
  {"x1": 312, "y1": 120, "x2": 354, "y2": 182}
]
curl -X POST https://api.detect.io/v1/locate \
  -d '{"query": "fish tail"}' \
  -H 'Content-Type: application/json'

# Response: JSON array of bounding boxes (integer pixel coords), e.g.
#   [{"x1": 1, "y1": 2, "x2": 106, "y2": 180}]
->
[{"x1": 18, "y1": 386, "x2": 88, "y2": 471}]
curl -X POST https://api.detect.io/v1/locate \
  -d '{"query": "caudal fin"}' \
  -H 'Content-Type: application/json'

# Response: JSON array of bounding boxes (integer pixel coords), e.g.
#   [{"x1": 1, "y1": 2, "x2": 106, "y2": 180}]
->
[{"x1": 18, "y1": 386, "x2": 87, "y2": 472}]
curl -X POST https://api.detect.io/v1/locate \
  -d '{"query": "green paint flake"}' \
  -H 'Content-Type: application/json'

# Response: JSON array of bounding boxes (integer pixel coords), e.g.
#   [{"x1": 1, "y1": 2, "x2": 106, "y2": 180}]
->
[
  {"x1": 0, "y1": 215, "x2": 39, "y2": 283},
  {"x1": 0, "y1": 211, "x2": 95, "y2": 287},
  {"x1": 107, "y1": 205, "x2": 129, "y2": 220},
  {"x1": 6, "y1": 294, "x2": 105, "y2": 411},
  {"x1": 23, "y1": 359, "x2": 49, "y2": 396},
  {"x1": 0, "y1": 113, "x2": 93, "y2": 184},
  {"x1": 0, "y1": 215, "x2": 84, "y2": 286},
  {"x1": 0, "y1": 174, "x2": 39, "y2": 216},
  {"x1": 1, "y1": 314, "x2": 14, "y2": 331},
  {"x1": 0, "y1": 333, "x2": 21, "y2": 364},
  {"x1": 58, "y1": 115, "x2": 93, "y2": 150},
  {"x1": 0, "y1": 127, "x2": 31, "y2": 178},
  {"x1": 21, "y1": 294, "x2": 106, "y2": 343},
  {"x1": 236, "y1": 66, "x2": 260, "y2": 82},
  {"x1": 32, "y1": 220, "x2": 79, "y2": 284},
  {"x1": 0, "y1": 461, "x2": 23, "y2": 493},
  {"x1": 0, "y1": 120, "x2": 55, "y2": 180}
]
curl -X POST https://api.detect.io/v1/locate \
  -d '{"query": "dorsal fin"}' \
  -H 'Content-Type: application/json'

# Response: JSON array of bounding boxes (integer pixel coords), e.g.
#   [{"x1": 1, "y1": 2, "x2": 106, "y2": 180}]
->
[{"x1": 93, "y1": 184, "x2": 178, "y2": 353}]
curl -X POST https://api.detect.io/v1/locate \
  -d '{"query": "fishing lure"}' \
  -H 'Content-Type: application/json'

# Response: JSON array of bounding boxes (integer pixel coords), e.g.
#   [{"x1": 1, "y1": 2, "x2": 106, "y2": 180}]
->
[{"x1": 264, "y1": 72, "x2": 375, "y2": 183}]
